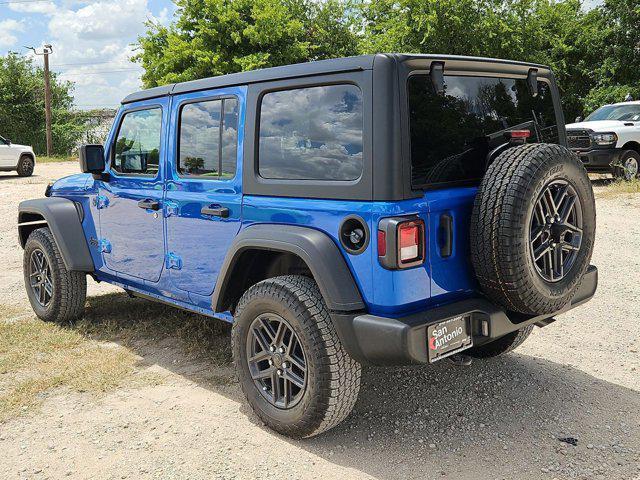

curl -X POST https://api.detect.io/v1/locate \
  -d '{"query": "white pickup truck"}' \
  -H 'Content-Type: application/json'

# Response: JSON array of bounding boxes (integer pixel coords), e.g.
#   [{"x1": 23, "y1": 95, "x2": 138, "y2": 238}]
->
[
  {"x1": 566, "y1": 100, "x2": 640, "y2": 180},
  {"x1": 0, "y1": 135, "x2": 36, "y2": 177}
]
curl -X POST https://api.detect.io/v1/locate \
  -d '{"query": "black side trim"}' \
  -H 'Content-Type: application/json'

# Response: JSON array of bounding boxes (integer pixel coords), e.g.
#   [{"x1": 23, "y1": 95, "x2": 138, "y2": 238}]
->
[
  {"x1": 18, "y1": 198, "x2": 94, "y2": 272},
  {"x1": 212, "y1": 224, "x2": 365, "y2": 312},
  {"x1": 333, "y1": 265, "x2": 597, "y2": 365}
]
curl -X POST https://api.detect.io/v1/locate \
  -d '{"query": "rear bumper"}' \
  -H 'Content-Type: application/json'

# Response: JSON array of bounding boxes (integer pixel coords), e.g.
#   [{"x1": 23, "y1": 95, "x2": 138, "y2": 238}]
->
[
  {"x1": 332, "y1": 265, "x2": 598, "y2": 365},
  {"x1": 572, "y1": 148, "x2": 620, "y2": 171}
]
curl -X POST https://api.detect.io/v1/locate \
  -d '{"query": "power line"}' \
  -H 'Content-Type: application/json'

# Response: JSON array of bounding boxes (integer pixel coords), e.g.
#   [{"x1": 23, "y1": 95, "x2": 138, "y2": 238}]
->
[
  {"x1": 56, "y1": 68, "x2": 141, "y2": 75},
  {"x1": 53, "y1": 60, "x2": 137, "y2": 67}
]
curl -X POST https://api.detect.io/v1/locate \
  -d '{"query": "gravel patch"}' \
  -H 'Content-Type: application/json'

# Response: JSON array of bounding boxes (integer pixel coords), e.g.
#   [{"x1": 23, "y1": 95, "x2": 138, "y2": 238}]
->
[{"x1": 0, "y1": 164, "x2": 638, "y2": 479}]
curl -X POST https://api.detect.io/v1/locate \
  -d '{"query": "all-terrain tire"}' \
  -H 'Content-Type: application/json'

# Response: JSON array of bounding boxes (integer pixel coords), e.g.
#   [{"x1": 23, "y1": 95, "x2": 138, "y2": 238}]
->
[
  {"x1": 23, "y1": 227, "x2": 87, "y2": 322},
  {"x1": 232, "y1": 275, "x2": 361, "y2": 438},
  {"x1": 470, "y1": 143, "x2": 596, "y2": 315},
  {"x1": 16, "y1": 155, "x2": 34, "y2": 177},
  {"x1": 467, "y1": 325, "x2": 534, "y2": 358},
  {"x1": 612, "y1": 150, "x2": 640, "y2": 181}
]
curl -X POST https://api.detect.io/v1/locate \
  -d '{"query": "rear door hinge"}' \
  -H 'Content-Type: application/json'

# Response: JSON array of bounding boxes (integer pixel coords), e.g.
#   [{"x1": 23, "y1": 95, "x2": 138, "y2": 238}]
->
[
  {"x1": 166, "y1": 252, "x2": 182, "y2": 270},
  {"x1": 93, "y1": 195, "x2": 109, "y2": 209},
  {"x1": 164, "y1": 201, "x2": 179, "y2": 217},
  {"x1": 98, "y1": 238, "x2": 112, "y2": 254}
]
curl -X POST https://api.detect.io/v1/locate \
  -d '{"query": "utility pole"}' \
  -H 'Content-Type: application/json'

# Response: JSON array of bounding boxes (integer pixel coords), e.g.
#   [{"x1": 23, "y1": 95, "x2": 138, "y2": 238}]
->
[{"x1": 26, "y1": 44, "x2": 54, "y2": 156}]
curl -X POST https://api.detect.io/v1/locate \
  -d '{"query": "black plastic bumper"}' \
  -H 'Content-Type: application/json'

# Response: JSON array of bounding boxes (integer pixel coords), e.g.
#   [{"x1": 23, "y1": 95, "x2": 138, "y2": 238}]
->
[
  {"x1": 332, "y1": 265, "x2": 598, "y2": 366},
  {"x1": 572, "y1": 148, "x2": 620, "y2": 171}
]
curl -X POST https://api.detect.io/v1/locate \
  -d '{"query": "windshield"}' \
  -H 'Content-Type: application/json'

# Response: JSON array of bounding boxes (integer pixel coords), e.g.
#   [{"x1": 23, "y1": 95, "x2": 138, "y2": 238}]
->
[
  {"x1": 584, "y1": 104, "x2": 640, "y2": 122},
  {"x1": 0, "y1": 135, "x2": 7, "y2": 145},
  {"x1": 408, "y1": 74, "x2": 559, "y2": 187}
]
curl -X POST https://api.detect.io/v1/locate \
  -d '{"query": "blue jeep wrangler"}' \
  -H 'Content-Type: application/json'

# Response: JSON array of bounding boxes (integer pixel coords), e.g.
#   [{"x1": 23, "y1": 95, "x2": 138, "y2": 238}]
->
[{"x1": 18, "y1": 54, "x2": 597, "y2": 438}]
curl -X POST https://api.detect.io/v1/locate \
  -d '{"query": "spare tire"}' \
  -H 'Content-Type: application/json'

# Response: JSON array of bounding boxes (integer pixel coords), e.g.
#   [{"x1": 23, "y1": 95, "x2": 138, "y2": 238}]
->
[{"x1": 470, "y1": 143, "x2": 596, "y2": 315}]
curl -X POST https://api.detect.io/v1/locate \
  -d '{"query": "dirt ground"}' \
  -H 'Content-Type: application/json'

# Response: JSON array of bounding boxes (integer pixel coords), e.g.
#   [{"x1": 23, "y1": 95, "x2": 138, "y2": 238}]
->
[{"x1": 1, "y1": 162, "x2": 639, "y2": 480}]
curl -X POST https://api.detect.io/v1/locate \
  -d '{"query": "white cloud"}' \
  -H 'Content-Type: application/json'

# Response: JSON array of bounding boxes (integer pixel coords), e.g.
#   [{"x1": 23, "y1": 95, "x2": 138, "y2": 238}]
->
[
  {"x1": 0, "y1": 19, "x2": 24, "y2": 48},
  {"x1": 49, "y1": 0, "x2": 150, "y2": 42},
  {"x1": 17, "y1": 0, "x2": 162, "y2": 109},
  {"x1": 8, "y1": 1, "x2": 57, "y2": 15}
]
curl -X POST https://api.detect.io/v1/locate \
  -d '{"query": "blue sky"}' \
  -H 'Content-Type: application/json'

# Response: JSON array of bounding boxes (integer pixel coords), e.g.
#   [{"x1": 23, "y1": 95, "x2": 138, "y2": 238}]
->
[
  {"x1": 1, "y1": 0, "x2": 604, "y2": 110},
  {"x1": 0, "y1": 0, "x2": 177, "y2": 109}
]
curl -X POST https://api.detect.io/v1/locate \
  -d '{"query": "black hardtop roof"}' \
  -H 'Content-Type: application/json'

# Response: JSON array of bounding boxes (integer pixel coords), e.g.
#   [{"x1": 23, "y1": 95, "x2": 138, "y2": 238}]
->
[{"x1": 121, "y1": 53, "x2": 550, "y2": 105}]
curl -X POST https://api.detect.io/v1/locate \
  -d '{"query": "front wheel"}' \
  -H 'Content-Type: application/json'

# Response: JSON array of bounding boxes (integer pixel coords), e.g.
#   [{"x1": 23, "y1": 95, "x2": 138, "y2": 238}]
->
[
  {"x1": 23, "y1": 227, "x2": 87, "y2": 323},
  {"x1": 613, "y1": 150, "x2": 640, "y2": 181},
  {"x1": 232, "y1": 275, "x2": 361, "y2": 438},
  {"x1": 16, "y1": 155, "x2": 34, "y2": 177}
]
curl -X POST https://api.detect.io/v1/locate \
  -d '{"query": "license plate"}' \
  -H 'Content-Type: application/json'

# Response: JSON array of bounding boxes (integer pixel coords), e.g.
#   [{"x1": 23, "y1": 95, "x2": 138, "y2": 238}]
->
[{"x1": 427, "y1": 315, "x2": 473, "y2": 363}]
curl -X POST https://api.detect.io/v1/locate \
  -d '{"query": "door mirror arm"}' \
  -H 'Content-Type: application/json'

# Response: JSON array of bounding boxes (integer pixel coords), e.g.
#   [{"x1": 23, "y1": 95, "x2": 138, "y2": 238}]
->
[{"x1": 92, "y1": 172, "x2": 110, "y2": 182}]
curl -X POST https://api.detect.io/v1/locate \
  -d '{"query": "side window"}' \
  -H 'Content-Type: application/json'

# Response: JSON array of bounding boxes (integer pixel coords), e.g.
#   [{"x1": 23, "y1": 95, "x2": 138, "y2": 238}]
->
[
  {"x1": 258, "y1": 84, "x2": 363, "y2": 181},
  {"x1": 178, "y1": 97, "x2": 239, "y2": 179},
  {"x1": 112, "y1": 108, "x2": 162, "y2": 176}
]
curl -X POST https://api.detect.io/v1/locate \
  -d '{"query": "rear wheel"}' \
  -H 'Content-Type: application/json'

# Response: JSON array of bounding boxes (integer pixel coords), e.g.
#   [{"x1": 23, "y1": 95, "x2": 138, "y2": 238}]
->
[
  {"x1": 232, "y1": 275, "x2": 361, "y2": 438},
  {"x1": 467, "y1": 325, "x2": 533, "y2": 358},
  {"x1": 613, "y1": 150, "x2": 640, "y2": 181},
  {"x1": 16, "y1": 155, "x2": 34, "y2": 177},
  {"x1": 23, "y1": 228, "x2": 86, "y2": 323}
]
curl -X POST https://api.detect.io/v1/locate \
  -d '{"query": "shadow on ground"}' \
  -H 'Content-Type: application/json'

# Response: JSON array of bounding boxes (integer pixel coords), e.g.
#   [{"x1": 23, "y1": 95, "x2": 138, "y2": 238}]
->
[
  {"x1": 73, "y1": 292, "x2": 640, "y2": 480},
  {"x1": 590, "y1": 177, "x2": 615, "y2": 187},
  {"x1": 0, "y1": 173, "x2": 22, "y2": 181}
]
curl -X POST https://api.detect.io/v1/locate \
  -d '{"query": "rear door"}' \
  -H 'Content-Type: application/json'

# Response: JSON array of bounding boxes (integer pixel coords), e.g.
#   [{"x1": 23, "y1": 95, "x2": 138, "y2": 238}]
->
[
  {"x1": 98, "y1": 101, "x2": 167, "y2": 282},
  {"x1": 164, "y1": 87, "x2": 244, "y2": 300}
]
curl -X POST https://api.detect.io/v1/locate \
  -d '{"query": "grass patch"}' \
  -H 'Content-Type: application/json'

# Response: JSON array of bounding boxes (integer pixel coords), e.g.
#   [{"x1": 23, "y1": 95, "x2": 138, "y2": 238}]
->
[
  {"x1": 0, "y1": 293, "x2": 231, "y2": 422},
  {"x1": 596, "y1": 178, "x2": 640, "y2": 198},
  {"x1": 0, "y1": 306, "x2": 139, "y2": 422},
  {"x1": 37, "y1": 156, "x2": 76, "y2": 164}
]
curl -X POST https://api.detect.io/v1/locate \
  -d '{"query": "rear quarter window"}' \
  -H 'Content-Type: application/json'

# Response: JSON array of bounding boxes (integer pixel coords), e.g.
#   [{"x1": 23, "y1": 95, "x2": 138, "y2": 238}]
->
[{"x1": 258, "y1": 84, "x2": 363, "y2": 181}]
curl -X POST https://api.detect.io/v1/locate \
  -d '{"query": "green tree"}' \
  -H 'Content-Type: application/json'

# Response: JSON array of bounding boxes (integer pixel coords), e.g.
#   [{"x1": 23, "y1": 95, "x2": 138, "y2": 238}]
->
[
  {"x1": 134, "y1": 0, "x2": 359, "y2": 88},
  {"x1": 134, "y1": 0, "x2": 640, "y2": 121},
  {"x1": 184, "y1": 156, "x2": 205, "y2": 173},
  {"x1": 0, "y1": 52, "x2": 86, "y2": 155}
]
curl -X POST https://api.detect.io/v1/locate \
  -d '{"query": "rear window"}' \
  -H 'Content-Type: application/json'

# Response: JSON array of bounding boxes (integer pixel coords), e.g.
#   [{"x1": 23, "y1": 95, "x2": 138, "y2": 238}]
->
[
  {"x1": 258, "y1": 84, "x2": 363, "y2": 181},
  {"x1": 408, "y1": 74, "x2": 558, "y2": 188}
]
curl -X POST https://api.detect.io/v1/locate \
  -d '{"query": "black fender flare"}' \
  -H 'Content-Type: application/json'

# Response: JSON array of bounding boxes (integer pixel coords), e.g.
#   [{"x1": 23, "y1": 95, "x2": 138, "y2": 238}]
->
[
  {"x1": 18, "y1": 198, "x2": 94, "y2": 272},
  {"x1": 212, "y1": 224, "x2": 365, "y2": 313}
]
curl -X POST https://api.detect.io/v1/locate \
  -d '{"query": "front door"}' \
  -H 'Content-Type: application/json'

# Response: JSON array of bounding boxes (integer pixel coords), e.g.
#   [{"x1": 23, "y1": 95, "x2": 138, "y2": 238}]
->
[
  {"x1": 98, "y1": 101, "x2": 168, "y2": 282},
  {"x1": 0, "y1": 136, "x2": 14, "y2": 167},
  {"x1": 165, "y1": 88, "x2": 244, "y2": 298}
]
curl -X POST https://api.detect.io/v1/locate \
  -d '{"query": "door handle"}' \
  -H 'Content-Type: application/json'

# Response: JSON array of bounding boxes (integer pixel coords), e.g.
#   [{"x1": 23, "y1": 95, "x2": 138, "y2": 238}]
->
[
  {"x1": 201, "y1": 205, "x2": 229, "y2": 218},
  {"x1": 137, "y1": 199, "x2": 160, "y2": 211},
  {"x1": 439, "y1": 213, "x2": 453, "y2": 258}
]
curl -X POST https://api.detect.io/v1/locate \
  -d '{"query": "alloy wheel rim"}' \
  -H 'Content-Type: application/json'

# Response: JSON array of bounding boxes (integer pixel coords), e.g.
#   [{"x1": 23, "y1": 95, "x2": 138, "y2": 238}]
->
[
  {"x1": 529, "y1": 180, "x2": 583, "y2": 283},
  {"x1": 623, "y1": 157, "x2": 638, "y2": 180},
  {"x1": 22, "y1": 159, "x2": 34, "y2": 175},
  {"x1": 246, "y1": 313, "x2": 307, "y2": 409},
  {"x1": 29, "y1": 248, "x2": 53, "y2": 307}
]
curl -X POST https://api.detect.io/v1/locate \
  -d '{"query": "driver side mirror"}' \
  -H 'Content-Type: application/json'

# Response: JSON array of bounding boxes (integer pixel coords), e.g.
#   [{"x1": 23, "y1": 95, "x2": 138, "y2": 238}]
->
[
  {"x1": 575, "y1": 116, "x2": 583, "y2": 123},
  {"x1": 79, "y1": 144, "x2": 106, "y2": 178}
]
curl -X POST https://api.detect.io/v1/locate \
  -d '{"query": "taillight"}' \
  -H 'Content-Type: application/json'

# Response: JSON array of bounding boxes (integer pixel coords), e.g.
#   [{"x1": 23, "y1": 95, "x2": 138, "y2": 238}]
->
[
  {"x1": 398, "y1": 221, "x2": 422, "y2": 264},
  {"x1": 377, "y1": 217, "x2": 425, "y2": 269},
  {"x1": 377, "y1": 230, "x2": 387, "y2": 257},
  {"x1": 506, "y1": 129, "x2": 531, "y2": 145},
  {"x1": 508, "y1": 129, "x2": 531, "y2": 139}
]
